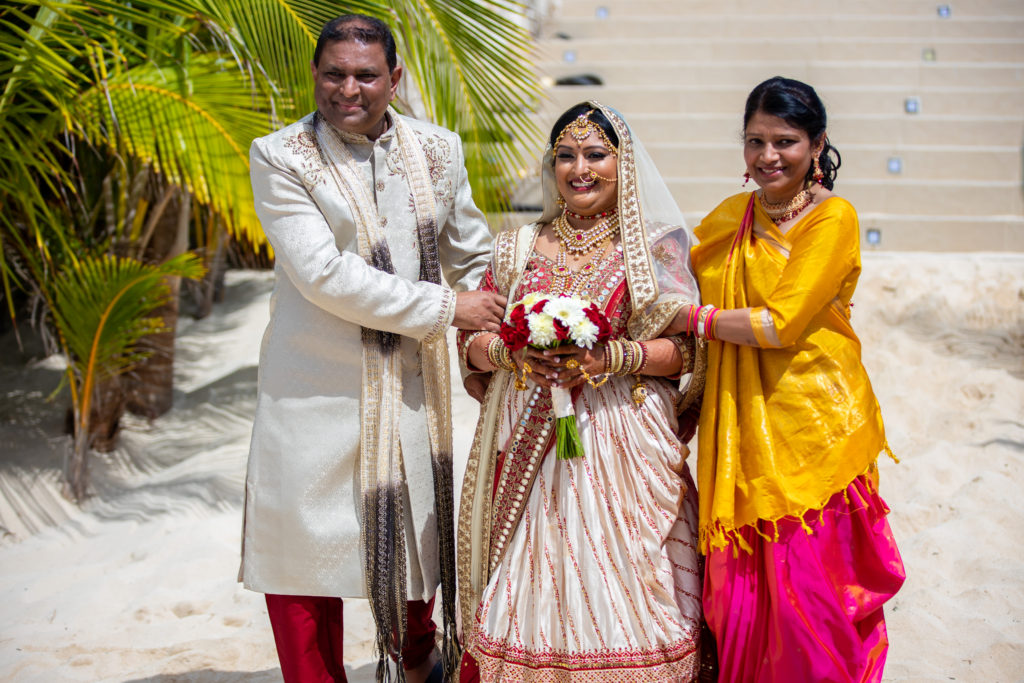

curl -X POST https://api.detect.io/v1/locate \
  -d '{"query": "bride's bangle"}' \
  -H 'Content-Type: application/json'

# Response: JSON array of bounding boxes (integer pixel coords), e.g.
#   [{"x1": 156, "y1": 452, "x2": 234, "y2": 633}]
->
[
  {"x1": 460, "y1": 330, "x2": 490, "y2": 370},
  {"x1": 486, "y1": 336, "x2": 515, "y2": 372}
]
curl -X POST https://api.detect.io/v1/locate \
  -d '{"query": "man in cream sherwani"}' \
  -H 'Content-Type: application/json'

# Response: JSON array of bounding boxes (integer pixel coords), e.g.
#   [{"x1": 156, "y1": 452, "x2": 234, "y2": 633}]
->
[{"x1": 240, "y1": 14, "x2": 504, "y2": 683}]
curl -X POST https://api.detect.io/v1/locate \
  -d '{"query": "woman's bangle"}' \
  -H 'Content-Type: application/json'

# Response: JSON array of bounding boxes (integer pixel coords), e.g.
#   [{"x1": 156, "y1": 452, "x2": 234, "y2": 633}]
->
[
  {"x1": 667, "y1": 335, "x2": 693, "y2": 374},
  {"x1": 604, "y1": 340, "x2": 623, "y2": 375},
  {"x1": 688, "y1": 304, "x2": 700, "y2": 335},
  {"x1": 708, "y1": 307, "x2": 721, "y2": 341},
  {"x1": 486, "y1": 336, "x2": 515, "y2": 372},
  {"x1": 618, "y1": 340, "x2": 644, "y2": 376},
  {"x1": 460, "y1": 330, "x2": 490, "y2": 370},
  {"x1": 693, "y1": 304, "x2": 721, "y2": 341}
]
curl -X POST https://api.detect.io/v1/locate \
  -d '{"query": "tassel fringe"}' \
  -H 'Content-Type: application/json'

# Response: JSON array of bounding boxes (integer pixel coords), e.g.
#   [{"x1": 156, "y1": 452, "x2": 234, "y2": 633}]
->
[{"x1": 699, "y1": 457, "x2": 894, "y2": 555}]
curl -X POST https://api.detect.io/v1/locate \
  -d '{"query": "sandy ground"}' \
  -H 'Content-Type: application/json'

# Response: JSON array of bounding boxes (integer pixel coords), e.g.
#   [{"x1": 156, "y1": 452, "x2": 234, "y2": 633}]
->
[{"x1": 0, "y1": 253, "x2": 1022, "y2": 682}]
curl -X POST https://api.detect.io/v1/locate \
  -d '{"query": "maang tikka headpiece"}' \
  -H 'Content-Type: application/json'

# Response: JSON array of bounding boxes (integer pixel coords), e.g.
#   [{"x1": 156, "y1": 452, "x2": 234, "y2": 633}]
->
[{"x1": 553, "y1": 110, "x2": 619, "y2": 155}]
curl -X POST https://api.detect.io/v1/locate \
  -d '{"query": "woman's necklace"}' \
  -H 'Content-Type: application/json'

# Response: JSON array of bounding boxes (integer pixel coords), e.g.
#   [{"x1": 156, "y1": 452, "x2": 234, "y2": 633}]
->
[
  {"x1": 552, "y1": 236, "x2": 613, "y2": 295},
  {"x1": 553, "y1": 211, "x2": 620, "y2": 255},
  {"x1": 563, "y1": 206, "x2": 617, "y2": 221},
  {"x1": 758, "y1": 189, "x2": 812, "y2": 225}
]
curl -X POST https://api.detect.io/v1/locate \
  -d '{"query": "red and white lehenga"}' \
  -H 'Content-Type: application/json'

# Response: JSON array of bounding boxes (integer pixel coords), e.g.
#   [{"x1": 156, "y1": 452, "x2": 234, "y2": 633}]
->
[{"x1": 457, "y1": 102, "x2": 704, "y2": 683}]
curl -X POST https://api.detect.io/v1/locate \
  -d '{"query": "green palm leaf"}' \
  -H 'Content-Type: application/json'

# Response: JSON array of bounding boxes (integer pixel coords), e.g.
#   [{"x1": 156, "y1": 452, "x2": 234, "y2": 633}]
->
[
  {"x1": 50, "y1": 252, "x2": 205, "y2": 426},
  {"x1": 75, "y1": 56, "x2": 276, "y2": 245}
]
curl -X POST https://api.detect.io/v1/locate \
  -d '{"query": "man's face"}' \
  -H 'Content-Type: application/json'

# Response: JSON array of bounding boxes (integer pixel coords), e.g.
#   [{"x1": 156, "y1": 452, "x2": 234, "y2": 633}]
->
[{"x1": 311, "y1": 39, "x2": 401, "y2": 139}]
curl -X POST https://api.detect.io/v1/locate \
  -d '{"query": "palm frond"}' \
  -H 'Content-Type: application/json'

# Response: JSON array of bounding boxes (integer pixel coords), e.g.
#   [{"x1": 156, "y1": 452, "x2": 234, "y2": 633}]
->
[
  {"x1": 73, "y1": 56, "x2": 274, "y2": 245},
  {"x1": 49, "y1": 252, "x2": 205, "y2": 423},
  {"x1": 385, "y1": 0, "x2": 541, "y2": 212}
]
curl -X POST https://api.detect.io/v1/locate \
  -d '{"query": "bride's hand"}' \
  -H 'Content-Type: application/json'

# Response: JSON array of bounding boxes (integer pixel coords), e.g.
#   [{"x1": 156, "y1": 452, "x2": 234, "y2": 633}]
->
[
  {"x1": 512, "y1": 346, "x2": 560, "y2": 388},
  {"x1": 542, "y1": 345, "x2": 606, "y2": 389}
]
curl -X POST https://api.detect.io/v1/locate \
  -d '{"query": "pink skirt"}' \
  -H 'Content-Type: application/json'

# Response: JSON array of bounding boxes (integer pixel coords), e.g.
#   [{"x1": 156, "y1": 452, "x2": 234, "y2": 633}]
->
[{"x1": 704, "y1": 474, "x2": 905, "y2": 683}]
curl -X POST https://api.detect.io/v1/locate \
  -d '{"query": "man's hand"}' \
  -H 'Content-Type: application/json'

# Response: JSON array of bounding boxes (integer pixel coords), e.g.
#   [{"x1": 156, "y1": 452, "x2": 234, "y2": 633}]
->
[{"x1": 452, "y1": 291, "x2": 507, "y2": 332}]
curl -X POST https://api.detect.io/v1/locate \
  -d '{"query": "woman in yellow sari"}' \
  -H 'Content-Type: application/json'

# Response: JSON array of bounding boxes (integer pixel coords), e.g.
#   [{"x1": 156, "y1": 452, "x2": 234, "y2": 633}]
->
[{"x1": 674, "y1": 77, "x2": 906, "y2": 682}]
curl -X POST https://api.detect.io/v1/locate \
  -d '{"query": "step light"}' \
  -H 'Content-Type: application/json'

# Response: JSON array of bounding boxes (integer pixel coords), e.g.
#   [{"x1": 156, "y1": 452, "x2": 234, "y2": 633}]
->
[
  {"x1": 866, "y1": 228, "x2": 882, "y2": 246},
  {"x1": 887, "y1": 157, "x2": 903, "y2": 174},
  {"x1": 596, "y1": 6, "x2": 609, "y2": 19},
  {"x1": 937, "y1": 4, "x2": 951, "y2": 18},
  {"x1": 922, "y1": 47, "x2": 936, "y2": 61},
  {"x1": 904, "y1": 97, "x2": 921, "y2": 114}
]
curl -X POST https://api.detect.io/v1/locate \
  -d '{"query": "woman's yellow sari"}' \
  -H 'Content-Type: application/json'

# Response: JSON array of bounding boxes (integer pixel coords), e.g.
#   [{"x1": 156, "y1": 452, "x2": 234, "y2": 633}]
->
[{"x1": 691, "y1": 192, "x2": 892, "y2": 554}]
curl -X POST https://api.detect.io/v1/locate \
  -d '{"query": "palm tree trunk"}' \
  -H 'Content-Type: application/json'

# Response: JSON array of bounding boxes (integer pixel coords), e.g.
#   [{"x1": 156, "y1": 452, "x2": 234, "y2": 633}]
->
[
  {"x1": 187, "y1": 213, "x2": 227, "y2": 320},
  {"x1": 125, "y1": 185, "x2": 190, "y2": 418}
]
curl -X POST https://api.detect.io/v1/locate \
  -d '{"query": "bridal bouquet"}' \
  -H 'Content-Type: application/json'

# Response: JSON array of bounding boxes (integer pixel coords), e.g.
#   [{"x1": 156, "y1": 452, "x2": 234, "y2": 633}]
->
[{"x1": 499, "y1": 293, "x2": 612, "y2": 459}]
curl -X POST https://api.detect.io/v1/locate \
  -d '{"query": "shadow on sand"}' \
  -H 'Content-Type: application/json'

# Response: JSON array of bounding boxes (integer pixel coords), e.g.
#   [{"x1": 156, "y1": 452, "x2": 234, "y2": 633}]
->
[{"x1": 121, "y1": 661, "x2": 381, "y2": 682}]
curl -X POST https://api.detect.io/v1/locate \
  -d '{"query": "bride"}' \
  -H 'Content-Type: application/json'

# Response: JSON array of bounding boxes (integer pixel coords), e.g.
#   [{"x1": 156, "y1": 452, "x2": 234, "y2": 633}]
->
[{"x1": 456, "y1": 101, "x2": 706, "y2": 682}]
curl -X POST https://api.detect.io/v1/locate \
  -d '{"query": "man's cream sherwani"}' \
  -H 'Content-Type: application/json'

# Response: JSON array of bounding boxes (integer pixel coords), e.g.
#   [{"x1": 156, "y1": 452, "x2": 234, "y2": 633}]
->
[{"x1": 240, "y1": 111, "x2": 491, "y2": 599}]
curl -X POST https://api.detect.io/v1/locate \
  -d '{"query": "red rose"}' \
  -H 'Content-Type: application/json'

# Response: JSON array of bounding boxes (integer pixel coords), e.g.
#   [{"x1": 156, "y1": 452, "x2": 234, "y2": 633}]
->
[
  {"x1": 499, "y1": 304, "x2": 530, "y2": 351},
  {"x1": 553, "y1": 318, "x2": 570, "y2": 343},
  {"x1": 584, "y1": 304, "x2": 612, "y2": 343}
]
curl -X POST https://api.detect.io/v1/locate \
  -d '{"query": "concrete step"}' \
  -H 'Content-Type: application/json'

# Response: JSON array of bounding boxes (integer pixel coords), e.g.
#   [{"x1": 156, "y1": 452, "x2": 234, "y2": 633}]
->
[
  {"x1": 555, "y1": 0, "x2": 1024, "y2": 20},
  {"x1": 636, "y1": 143, "x2": 1021, "y2": 182},
  {"x1": 539, "y1": 60, "x2": 1024, "y2": 89},
  {"x1": 551, "y1": 16, "x2": 1024, "y2": 41},
  {"x1": 561, "y1": 112, "x2": 1024, "y2": 147},
  {"x1": 658, "y1": 177, "x2": 1022, "y2": 216},
  {"x1": 493, "y1": 209, "x2": 1024, "y2": 252},
  {"x1": 544, "y1": 84, "x2": 1024, "y2": 117},
  {"x1": 539, "y1": 36, "x2": 1024, "y2": 63},
  {"x1": 510, "y1": 172, "x2": 1022, "y2": 221}
]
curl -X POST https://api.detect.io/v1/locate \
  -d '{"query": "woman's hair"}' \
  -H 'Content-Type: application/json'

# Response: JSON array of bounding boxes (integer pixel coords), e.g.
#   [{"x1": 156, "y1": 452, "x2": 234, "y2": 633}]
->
[
  {"x1": 548, "y1": 103, "x2": 619, "y2": 151},
  {"x1": 743, "y1": 77, "x2": 841, "y2": 190}
]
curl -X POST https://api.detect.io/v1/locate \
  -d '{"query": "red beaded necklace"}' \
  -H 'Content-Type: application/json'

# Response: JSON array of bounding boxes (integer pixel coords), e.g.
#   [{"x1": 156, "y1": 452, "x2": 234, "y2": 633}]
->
[{"x1": 563, "y1": 206, "x2": 617, "y2": 221}]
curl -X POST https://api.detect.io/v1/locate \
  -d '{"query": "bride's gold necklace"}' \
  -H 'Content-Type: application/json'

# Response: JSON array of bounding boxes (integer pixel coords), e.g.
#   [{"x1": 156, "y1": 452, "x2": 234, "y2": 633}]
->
[
  {"x1": 758, "y1": 188, "x2": 812, "y2": 225},
  {"x1": 552, "y1": 211, "x2": 620, "y2": 255},
  {"x1": 552, "y1": 235, "x2": 612, "y2": 295}
]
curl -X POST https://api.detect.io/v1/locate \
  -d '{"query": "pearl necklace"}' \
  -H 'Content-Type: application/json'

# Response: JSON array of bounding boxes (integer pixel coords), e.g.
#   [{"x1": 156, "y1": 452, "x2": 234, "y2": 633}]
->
[
  {"x1": 758, "y1": 189, "x2": 812, "y2": 225},
  {"x1": 552, "y1": 212, "x2": 620, "y2": 255}
]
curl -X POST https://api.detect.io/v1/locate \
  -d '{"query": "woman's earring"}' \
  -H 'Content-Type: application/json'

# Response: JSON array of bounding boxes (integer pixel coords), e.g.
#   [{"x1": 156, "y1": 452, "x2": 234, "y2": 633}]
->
[
  {"x1": 742, "y1": 172, "x2": 751, "y2": 186},
  {"x1": 813, "y1": 157, "x2": 824, "y2": 185},
  {"x1": 557, "y1": 195, "x2": 566, "y2": 208}
]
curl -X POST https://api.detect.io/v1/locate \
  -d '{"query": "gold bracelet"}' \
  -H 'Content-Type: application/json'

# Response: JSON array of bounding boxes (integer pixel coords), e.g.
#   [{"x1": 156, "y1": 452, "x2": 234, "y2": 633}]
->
[
  {"x1": 619, "y1": 340, "x2": 644, "y2": 376},
  {"x1": 696, "y1": 305, "x2": 716, "y2": 340},
  {"x1": 460, "y1": 330, "x2": 490, "y2": 370},
  {"x1": 604, "y1": 340, "x2": 623, "y2": 375},
  {"x1": 513, "y1": 361, "x2": 532, "y2": 391},
  {"x1": 566, "y1": 358, "x2": 610, "y2": 389},
  {"x1": 486, "y1": 336, "x2": 515, "y2": 372},
  {"x1": 667, "y1": 335, "x2": 694, "y2": 374}
]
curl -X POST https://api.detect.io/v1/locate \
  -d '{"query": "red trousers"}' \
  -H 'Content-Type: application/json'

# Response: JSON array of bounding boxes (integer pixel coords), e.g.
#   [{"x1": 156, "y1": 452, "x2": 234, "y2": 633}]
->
[
  {"x1": 459, "y1": 651, "x2": 481, "y2": 683},
  {"x1": 265, "y1": 594, "x2": 437, "y2": 683}
]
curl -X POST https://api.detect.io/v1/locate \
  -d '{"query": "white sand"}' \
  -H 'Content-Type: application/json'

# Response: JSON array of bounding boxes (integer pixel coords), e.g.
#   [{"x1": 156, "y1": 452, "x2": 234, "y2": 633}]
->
[{"x1": 1, "y1": 255, "x2": 1022, "y2": 682}]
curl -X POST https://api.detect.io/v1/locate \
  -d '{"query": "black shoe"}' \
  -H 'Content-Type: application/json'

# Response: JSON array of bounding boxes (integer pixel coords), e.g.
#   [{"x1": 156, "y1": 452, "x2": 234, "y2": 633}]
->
[{"x1": 424, "y1": 659, "x2": 445, "y2": 683}]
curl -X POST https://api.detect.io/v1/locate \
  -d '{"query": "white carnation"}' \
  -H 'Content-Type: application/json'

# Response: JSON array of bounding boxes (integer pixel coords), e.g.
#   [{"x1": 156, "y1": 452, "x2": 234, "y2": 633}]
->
[
  {"x1": 569, "y1": 317, "x2": 600, "y2": 348},
  {"x1": 527, "y1": 313, "x2": 558, "y2": 347}
]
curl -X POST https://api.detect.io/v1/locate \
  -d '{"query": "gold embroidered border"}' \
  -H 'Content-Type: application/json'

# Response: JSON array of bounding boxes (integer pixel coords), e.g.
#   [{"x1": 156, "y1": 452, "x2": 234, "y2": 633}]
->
[
  {"x1": 472, "y1": 632, "x2": 699, "y2": 683},
  {"x1": 458, "y1": 371, "x2": 512, "y2": 631},
  {"x1": 589, "y1": 102, "x2": 658, "y2": 342},
  {"x1": 493, "y1": 226, "x2": 521, "y2": 295},
  {"x1": 487, "y1": 387, "x2": 556, "y2": 574}
]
